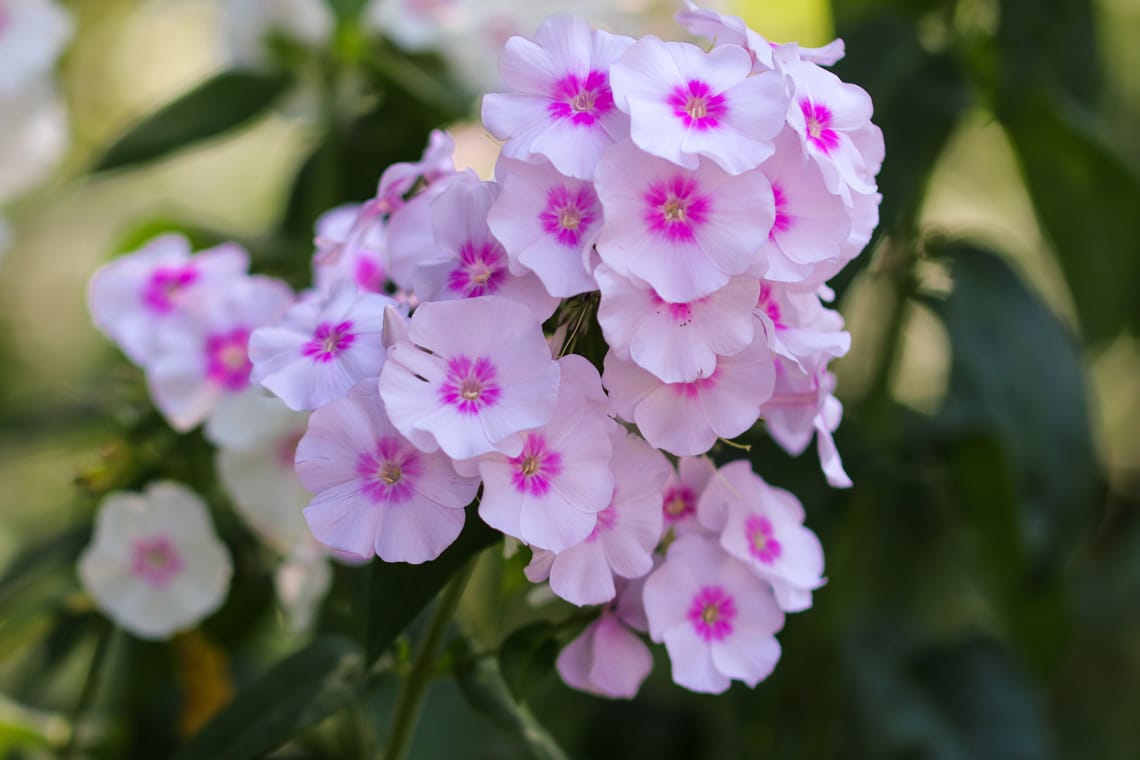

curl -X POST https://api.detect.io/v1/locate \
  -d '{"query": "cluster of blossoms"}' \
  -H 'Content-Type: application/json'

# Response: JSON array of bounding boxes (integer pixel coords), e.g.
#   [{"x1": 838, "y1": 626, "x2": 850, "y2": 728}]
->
[
  {"x1": 85, "y1": 5, "x2": 881, "y2": 695},
  {"x1": 0, "y1": 0, "x2": 73, "y2": 254}
]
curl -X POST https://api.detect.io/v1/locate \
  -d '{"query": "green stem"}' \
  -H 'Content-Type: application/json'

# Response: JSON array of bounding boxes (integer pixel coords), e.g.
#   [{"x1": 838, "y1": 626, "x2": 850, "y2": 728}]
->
[
  {"x1": 383, "y1": 560, "x2": 476, "y2": 760},
  {"x1": 63, "y1": 622, "x2": 115, "y2": 759}
]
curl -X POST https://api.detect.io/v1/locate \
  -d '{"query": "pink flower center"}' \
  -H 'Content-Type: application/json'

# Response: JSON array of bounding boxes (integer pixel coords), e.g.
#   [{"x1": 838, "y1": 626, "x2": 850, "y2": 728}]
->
[
  {"x1": 539, "y1": 184, "x2": 598, "y2": 248},
  {"x1": 548, "y1": 70, "x2": 614, "y2": 127},
  {"x1": 667, "y1": 80, "x2": 728, "y2": 131},
  {"x1": 205, "y1": 328, "x2": 252, "y2": 391},
  {"x1": 302, "y1": 320, "x2": 357, "y2": 363},
  {"x1": 142, "y1": 265, "x2": 198, "y2": 314},
  {"x1": 745, "y1": 514, "x2": 782, "y2": 564},
  {"x1": 771, "y1": 184, "x2": 792, "y2": 236},
  {"x1": 509, "y1": 432, "x2": 563, "y2": 496},
  {"x1": 644, "y1": 175, "x2": 711, "y2": 244},
  {"x1": 662, "y1": 485, "x2": 696, "y2": 524},
  {"x1": 447, "y1": 241, "x2": 508, "y2": 297},
  {"x1": 440, "y1": 354, "x2": 501, "y2": 414},
  {"x1": 355, "y1": 257, "x2": 385, "y2": 292},
  {"x1": 757, "y1": 284, "x2": 784, "y2": 328},
  {"x1": 357, "y1": 436, "x2": 422, "y2": 505},
  {"x1": 130, "y1": 535, "x2": 184, "y2": 588},
  {"x1": 649, "y1": 290, "x2": 698, "y2": 325},
  {"x1": 671, "y1": 368, "x2": 720, "y2": 399},
  {"x1": 585, "y1": 503, "x2": 618, "y2": 543},
  {"x1": 687, "y1": 585, "x2": 737, "y2": 642},
  {"x1": 801, "y1": 100, "x2": 839, "y2": 154}
]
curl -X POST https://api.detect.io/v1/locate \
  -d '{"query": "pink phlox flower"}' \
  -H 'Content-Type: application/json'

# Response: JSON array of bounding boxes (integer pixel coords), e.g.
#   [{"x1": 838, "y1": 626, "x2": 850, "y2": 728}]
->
[
  {"x1": 642, "y1": 533, "x2": 784, "y2": 693},
  {"x1": 760, "y1": 359, "x2": 852, "y2": 488},
  {"x1": 754, "y1": 280, "x2": 850, "y2": 370},
  {"x1": 676, "y1": 2, "x2": 845, "y2": 71},
  {"x1": 596, "y1": 264, "x2": 759, "y2": 384},
  {"x1": 481, "y1": 14, "x2": 635, "y2": 180},
  {"x1": 755, "y1": 129, "x2": 852, "y2": 284},
  {"x1": 661, "y1": 455, "x2": 717, "y2": 538},
  {"x1": 698, "y1": 460, "x2": 826, "y2": 612},
  {"x1": 145, "y1": 274, "x2": 293, "y2": 434},
  {"x1": 522, "y1": 426, "x2": 668, "y2": 604},
  {"x1": 487, "y1": 156, "x2": 601, "y2": 297},
  {"x1": 781, "y1": 56, "x2": 881, "y2": 204},
  {"x1": 379, "y1": 295, "x2": 561, "y2": 460},
  {"x1": 384, "y1": 167, "x2": 477, "y2": 291},
  {"x1": 555, "y1": 577, "x2": 654, "y2": 699},
  {"x1": 87, "y1": 234, "x2": 250, "y2": 365},
  {"x1": 594, "y1": 139, "x2": 773, "y2": 302},
  {"x1": 602, "y1": 332, "x2": 776, "y2": 457},
  {"x1": 478, "y1": 355, "x2": 616, "y2": 553},
  {"x1": 78, "y1": 482, "x2": 232, "y2": 640},
  {"x1": 296, "y1": 379, "x2": 480, "y2": 563},
  {"x1": 410, "y1": 176, "x2": 558, "y2": 321},
  {"x1": 376, "y1": 128, "x2": 458, "y2": 210},
  {"x1": 249, "y1": 281, "x2": 393, "y2": 411},
  {"x1": 313, "y1": 203, "x2": 388, "y2": 294},
  {"x1": 609, "y1": 36, "x2": 785, "y2": 175}
]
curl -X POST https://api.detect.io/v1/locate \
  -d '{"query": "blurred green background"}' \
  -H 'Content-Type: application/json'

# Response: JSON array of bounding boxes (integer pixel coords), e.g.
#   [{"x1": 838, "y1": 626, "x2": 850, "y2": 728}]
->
[{"x1": 1, "y1": 0, "x2": 1138, "y2": 757}]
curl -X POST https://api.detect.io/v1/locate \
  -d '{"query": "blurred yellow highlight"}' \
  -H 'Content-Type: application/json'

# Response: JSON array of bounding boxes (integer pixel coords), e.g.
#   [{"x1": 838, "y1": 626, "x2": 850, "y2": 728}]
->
[{"x1": 731, "y1": 0, "x2": 834, "y2": 46}]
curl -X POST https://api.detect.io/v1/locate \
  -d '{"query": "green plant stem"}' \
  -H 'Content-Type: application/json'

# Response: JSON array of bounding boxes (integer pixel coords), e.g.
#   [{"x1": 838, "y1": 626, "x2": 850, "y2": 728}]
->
[
  {"x1": 63, "y1": 622, "x2": 115, "y2": 759},
  {"x1": 383, "y1": 560, "x2": 476, "y2": 760}
]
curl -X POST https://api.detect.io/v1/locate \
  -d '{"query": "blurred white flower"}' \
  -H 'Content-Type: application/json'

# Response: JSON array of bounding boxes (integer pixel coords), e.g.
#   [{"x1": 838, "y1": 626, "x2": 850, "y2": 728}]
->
[
  {"x1": 78, "y1": 482, "x2": 233, "y2": 640},
  {"x1": 0, "y1": 0, "x2": 73, "y2": 97},
  {"x1": 0, "y1": 79, "x2": 69, "y2": 203},
  {"x1": 222, "y1": 0, "x2": 335, "y2": 68}
]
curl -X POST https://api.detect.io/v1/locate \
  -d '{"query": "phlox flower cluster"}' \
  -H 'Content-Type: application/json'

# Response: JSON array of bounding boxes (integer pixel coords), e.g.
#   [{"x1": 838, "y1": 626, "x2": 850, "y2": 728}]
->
[{"x1": 84, "y1": 5, "x2": 881, "y2": 697}]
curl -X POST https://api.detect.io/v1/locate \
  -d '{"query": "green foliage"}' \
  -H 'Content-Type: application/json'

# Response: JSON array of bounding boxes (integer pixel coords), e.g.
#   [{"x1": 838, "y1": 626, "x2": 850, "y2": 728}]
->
[
  {"x1": 172, "y1": 636, "x2": 365, "y2": 760},
  {"x1": 93, "y1": 71, "x2": 292, "y2": 172}
]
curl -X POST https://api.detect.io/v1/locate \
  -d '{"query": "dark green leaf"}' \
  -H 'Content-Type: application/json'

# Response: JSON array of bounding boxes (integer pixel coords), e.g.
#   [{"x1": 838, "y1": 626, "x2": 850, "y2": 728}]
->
[
  {"x1": 995, "y1": 0, "x2": 1100, "y2": 108},
  {"x1": 498, "y1": 622, "x2": 561, "y2": 703},
  {"x1": 926, "y1": 240, "x2": 1102, "y2": 567},
  {"x1": 172, "y1": 635, "x2": 364, "y2": 760},
  {"x1": 366, "y1": 513, "x2": 499, "y2": 663},
  {"x1": 454, "y1": 649, "x2": 569, "y2": 760},
  {"x1": 94, "y1": 70, "x2": 292, "y2": 172},
  {"x1": 999, "y1": 94, "x2": 1140, "y2": 341},
  {"x1": 844, "y1": 628, "x2": 1051, "y2": 759}
]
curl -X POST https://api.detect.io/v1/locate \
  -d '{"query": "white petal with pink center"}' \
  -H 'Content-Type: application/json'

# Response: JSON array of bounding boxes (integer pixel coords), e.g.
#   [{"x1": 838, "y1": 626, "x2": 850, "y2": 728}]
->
[
  {"x1": 661, "y1": 455, "x2": 716, "y2": 538},
  {"x1": 146, "y1": 275, "x2": 294, "y2": 432},
  {"x1": 78, "y1": 482, "x2": 232, "y2": 640},
  {"x1": 523, "y1": 426, "x2": 668, "y2": 604},
  {"x1": 756, "y1": 130, "x2": 852, "y2": 284},
  {"x1": 379, "y1": 296, "x2": 561, "y2": 460},
  {"x1": 487, "y1": 157, "x2": 601, "y2": 297},
  {"x1": 411, "y1": 177, "x2": 558, "y2": 321},
  {"x1": 481, "y1": 14, "x2": 634, "y2": 180},
  {"x1": 87, "y1": 235, "x2": 250, "y2": 366},
  {"x1": 594, "y1": 140, "x2": 773, "y2": 302},
  {"x1": 479, "y1": 355, "x2": 615, "y2": 553},
  {"x1": 603, "y1": 333, "x2": 775, "y2": 457},
  {"x1": 698, "y1": 460, "x2": 825, "y2": 612},
  {"x1": 642, "y1": 533, "x2": 784, "y2": 694},
  {"x1": 610, "y1": 36, "x2": 785, "y2": 175},
  {"x1": 782, "y1": 56, "x2": 878, "y2": 204},
  {"x1": 596, "y1": 264, "x2": 758, "y2": 384},
  {"x1": 249, "y1": 281, "x2": 393, "y2": 411},
  {"x1": 296, "y1": 379, "x2": 480, "y2": 563},
  {"x1": 754, "y1": 281, "x2": 851, "y2": 370}
]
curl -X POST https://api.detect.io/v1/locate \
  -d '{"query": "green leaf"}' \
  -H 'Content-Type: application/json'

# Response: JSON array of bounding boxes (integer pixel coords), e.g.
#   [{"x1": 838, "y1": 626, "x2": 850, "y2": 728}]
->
[
  {"x1": 454, "y1": 649, "x2": 569, "y2": 760},
  {"x1": 926, "y1": 240, "x2": 1102, "y2": 568},
  {"x1": 995, "y1": 0, "x2": 1100, "y2": 108},
  {"x1": 498, "y1": 622, "x2": 561, "y2": 703},
  {"x1": 172, "y1": 635, "x2": 364, "y2": 760},
  {"x1": 0, "y1": 525, "x2": 89, "y2": 607},
  {"x1": 366, "y1": 513, "x2": 499, "y2": 663},
  {"x1": 999, "y1": 94, "x2": 1140, "y2": 341},
  {"x1": 844, "y1": 628, "x2": 1051, "y2": 759},
  {"x1": 94, "y1": 70, "x2": 292, "y2": 172}
]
